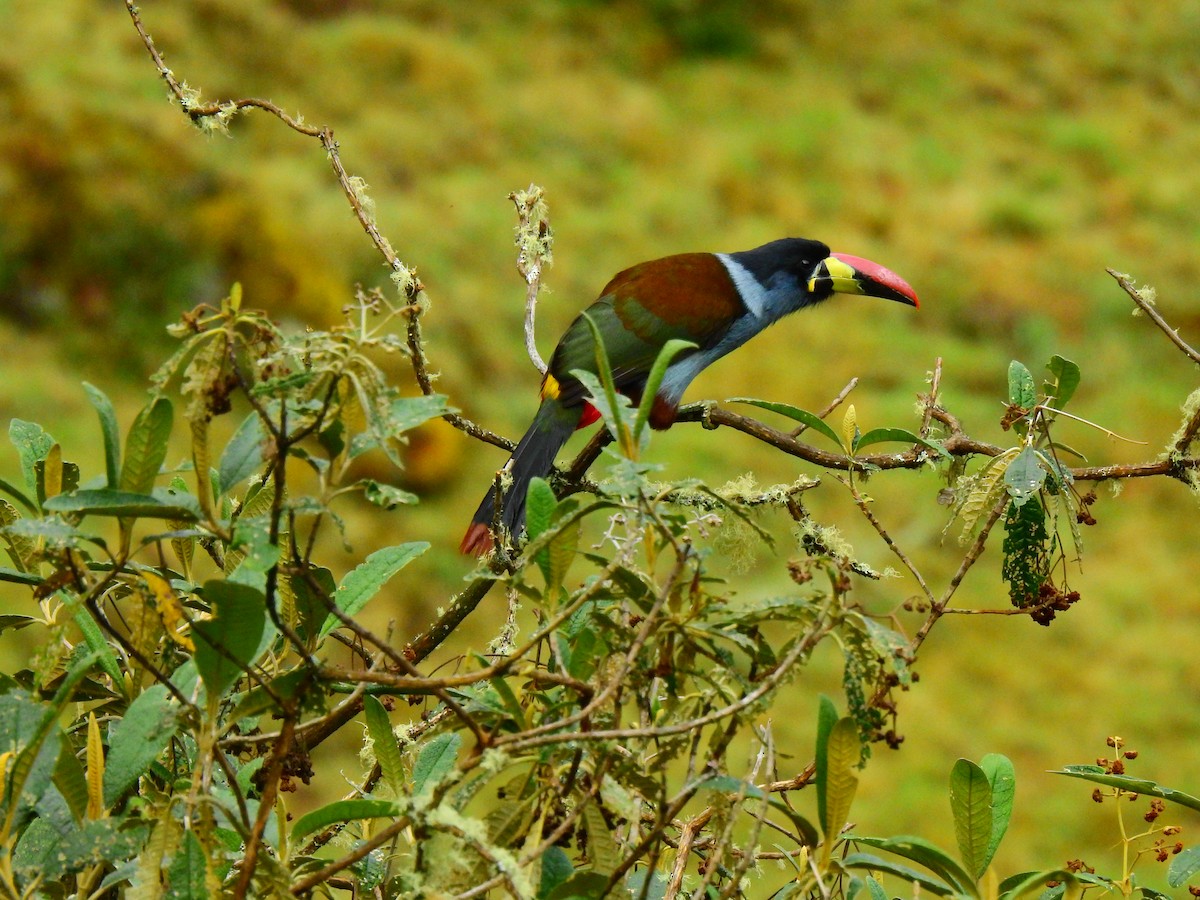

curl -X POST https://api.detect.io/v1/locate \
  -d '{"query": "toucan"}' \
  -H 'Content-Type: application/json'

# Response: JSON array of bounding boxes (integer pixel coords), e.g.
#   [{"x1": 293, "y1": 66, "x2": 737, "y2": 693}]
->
[{"x1": 461, "y1": 237, "x2": 918, "y2": 556}]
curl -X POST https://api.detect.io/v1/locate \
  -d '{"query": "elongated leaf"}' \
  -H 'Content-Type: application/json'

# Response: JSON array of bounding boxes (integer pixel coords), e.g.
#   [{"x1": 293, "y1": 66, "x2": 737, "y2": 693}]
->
[
  {"x1": 319, "y1": 542, "x2": 430, "y2": 639},
  {"x1": 815, "y1": 695, "x2": 838, "y2": 836},
  {"x1": 120, "y1": 398, "x2": 173, "y2": 496},
  {"x1": 634, "y1": 338, "x2": 696, "y2": 442},
  {"x1": 841, "y1": 404, "x2": 858, "y2": 453},
  {"x1": 841, "y1": 852, "x2": 954, "y2": 896},
  {"x1": 578, "y1": 312, "x2": 633, "y2": 456},
  {"x1": 864, "y1": 875, "x2": 889, "y2": 900},
  {"x1": 53, "y1": 738, "x2": 89, "y2": 823},
  {"x1": 582, "y1": 801, "x2": 620, "y2": 875},
  {"x1": 1004, "y1": 446, "x2": 1045, "y2": 507},
  {"x1": 730, "y1": 399, "x2": 843, "y2": 449},
  {"x1": 525, "y1": 477, "x2": 556, "y2": 543},
  {"x1": 71, "y1": 603, "x2": 124, "y2": 687},
  {"x1": 290, "y1": 799, "x2": 402, "y2": 843},
  {"x1": 192, "y1": 582, "x2": 267, "y2": 701},
  {"x1": 83, "y1": 383, "x2": 121, "y2": 489},
  {"x1": 412, "y1": 732, "x2": 461, "y2": 796},
  {"x1": 1007, "y1": 361, "x2": 1035, "y2": 409},
  {"x1": 164, "y1": 829, "x2": 206, "y2": 900},
  {"x1": 855, "y1": 427, "x2": 951, "y2": 459},
  {"x1": 41, "y1": 444, "x2": 63, "y2": 502},
  {"x1": 1043, "y1": 355, "x2": 1081, "y2": 410},
  {"x1": 364, "y1": 696, "x2": 405, "y2": 797},
  {"x1": 44, "y1": 488, "x2": 200, "y2": 521},
  {"x1": 822, "y1": 718, "x2": 860, "y2": 857},
  {"x1": 980, "y1": 753, "x2": 1015, "y2": 872},
  {"x1": 950, "y1": 758, "x2": 992, "y2": 880},
  {"x1": 104, "y1": 684, "x2": 181, "y2": 806},
  {"x1": 218, "y1": 413, "x2": 266, "y2": 496},
  {"x1": 997, "y1": 869, "x2": 1076, "y2": 898},
  {"x1": 695, "y1": 774, "x2": 765, "y2": 799},
  {"x1": 1051, "y1": 765, "x2": 1200, "y2": 813},
  {"x1": 846, "y1": 835, "x2": 978, "y2": 895}
]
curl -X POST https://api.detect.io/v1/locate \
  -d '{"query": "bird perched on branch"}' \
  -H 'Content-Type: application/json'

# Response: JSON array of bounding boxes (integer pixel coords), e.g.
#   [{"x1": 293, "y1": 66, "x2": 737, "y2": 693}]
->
[{"x1": 461, "y1": 237, "x2": 918, "y2": 555}]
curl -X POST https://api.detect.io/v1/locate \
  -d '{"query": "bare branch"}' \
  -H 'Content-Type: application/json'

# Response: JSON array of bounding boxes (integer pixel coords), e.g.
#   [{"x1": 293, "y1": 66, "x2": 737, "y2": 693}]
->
[{"x1": 1108, "y1": 267, "x2": 1200, "y2": 365}]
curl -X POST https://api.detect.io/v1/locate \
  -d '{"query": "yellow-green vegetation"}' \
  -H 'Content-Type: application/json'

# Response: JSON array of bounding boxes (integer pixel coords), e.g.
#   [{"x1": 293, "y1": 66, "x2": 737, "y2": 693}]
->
[{"x1": 2, "y1": 0, "x2": 1200, "y2": 893}]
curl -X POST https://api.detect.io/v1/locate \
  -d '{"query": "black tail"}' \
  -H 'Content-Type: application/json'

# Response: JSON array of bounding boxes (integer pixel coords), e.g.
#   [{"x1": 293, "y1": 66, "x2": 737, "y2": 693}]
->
[{"x1": 461, "y1": 401, "x2": 577, "y2": 555}]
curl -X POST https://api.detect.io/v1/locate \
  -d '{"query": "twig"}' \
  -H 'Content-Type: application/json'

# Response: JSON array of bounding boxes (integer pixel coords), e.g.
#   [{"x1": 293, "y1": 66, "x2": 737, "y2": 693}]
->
[
  {"x1": 920, "y1": 357, "x2": 943, "y2": 438},
  {"x1": 791, "y1": 377, "x2": 858, "y2": 437},
  {"x1": 1108, "y1": 268, "x2": 1200, "y2": 365},
  {"x1": 510, "y1": 185, "x2": 553, "y2": 375}
]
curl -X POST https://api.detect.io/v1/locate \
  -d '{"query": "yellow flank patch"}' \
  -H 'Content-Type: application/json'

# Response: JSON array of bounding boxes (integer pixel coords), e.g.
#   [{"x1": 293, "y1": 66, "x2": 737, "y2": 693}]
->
[{"x1": 541, "y1": 372, "x2": 561, "y2": 400}]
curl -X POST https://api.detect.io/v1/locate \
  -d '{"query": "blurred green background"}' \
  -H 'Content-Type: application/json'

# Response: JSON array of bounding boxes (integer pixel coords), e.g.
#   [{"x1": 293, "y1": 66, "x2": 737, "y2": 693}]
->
[{"x1": 3, "y1": 0, "x2": 1200, "y2": 885}]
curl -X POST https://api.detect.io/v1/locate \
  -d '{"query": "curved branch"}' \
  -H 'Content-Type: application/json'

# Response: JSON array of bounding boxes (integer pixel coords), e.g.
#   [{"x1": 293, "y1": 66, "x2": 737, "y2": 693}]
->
[{"x1": 1109, "y1": 268, "x2": 1200, "y2": 365}]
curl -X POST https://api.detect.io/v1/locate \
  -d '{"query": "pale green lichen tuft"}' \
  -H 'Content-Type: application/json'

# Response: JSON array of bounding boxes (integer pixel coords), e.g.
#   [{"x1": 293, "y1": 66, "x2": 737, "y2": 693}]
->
[
  {"x1": 1167, "y1": 386, "x2": 1200, "y2": 452},
  {"x1": 347, "y1": 175, "x2": 377, "y2": 226}
]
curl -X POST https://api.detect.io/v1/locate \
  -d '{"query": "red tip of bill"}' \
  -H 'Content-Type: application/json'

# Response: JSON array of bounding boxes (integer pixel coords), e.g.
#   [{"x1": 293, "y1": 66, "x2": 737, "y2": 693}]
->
[{"x1": 831, "y1": 253, "x2": 919, "y2": 308}]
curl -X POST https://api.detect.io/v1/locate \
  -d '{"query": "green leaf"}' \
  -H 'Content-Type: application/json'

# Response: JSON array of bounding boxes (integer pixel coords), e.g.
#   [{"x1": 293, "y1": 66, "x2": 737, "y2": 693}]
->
[
  {"x1": 634, "y1": 338, "x2": 697, "y2": 442},
  {"x1": 997, "y1": 869, "x2": 1076, "y2": 898},
  {"x1": 854, "y1": 427, "x2": 951, "y2": 459},
  {"x1": 1043, "y1": 355, "x2": 1081, "y2": 410},
  {"x1": 949, "y1": 758, "x2": 992, "y2": 880},
  {"x1": 525, "y1": 477, "x2": 556, "y2": 543},
  {"x1": 539, "y1": 846, "x2": 573, "y2": 899},
  {"x1": 71, "y1": 603, "x2": 124, "y2": 688},
  {"x1": 83, "y1": 383, "x2": 121, "y2": 489},
  {"x1": 364, "y1": 696, "x2": 405, "y2": 797},
  {"x1": 846, "y1": 835, "x2": 979, "y2": 895},
  {"x1": 104, "y1": 684, "x2": 181, "y2": 806},
  {"x1": 1051, "y1": 766, "x2": 1200, "y2": 814},
  {"x1": 864, "y1": 875, "x2": 889, "y2": 900},
  {"x1": 53, "y1": 740, "x2": 90, "y2": 823},
  {"x1": 226, "y1": 517, "x2": 279, "y2": 592},
  {"x1": 412, "y1": 732, "x2": 461, "y2": 796},
  {"x1": 547, "y1": 873, "x2": 611, "y2": 900},
  {"x1": 218, "y1": 412, "x2": 266, "y2": 496},
  {"x1": 841, "y1": 852, "x2": 954, "y2": 896},
  {"x1": 980, "y1": 753, "x2": 1015, "y2": 871},
  {"x1": 164, "y1": 830, "x2": 206, "y2": 900},
  {"x1": 578, "y1": 312, "x2": 635, "y2": 457},
  {"x1": 290, "y1": 799, "x2": 402, "y2": 843},
  {"x1": 389, "y1": 394, "x2": 452, "y2": 431},
  {"x1": 44, "y1": 488, "x2": 200, "y2": 521},
  {"x1": 120, "y1": 398, "x2": 174, "y2": 495},
  {"x1": 1007, "y1": 360, "x2": 1036, "y2": 409},
  {"x1": 12, "y1": 817, "x2": 151, "y2": 881},
  {"x1": 360, "y1": 479, "x2": 418, "y2": 510},
  {"x1": 1001, "y1": 499, "x2": 1050, "y2": 608},
  {"x1": 1004, "y1": 446, "x2": 1046, "y2": 507},
  {"x1": 319, "y1": 542, "x2": 429, "y2": 639},
  {"x1": 9, "y1": 419, "x2": 54, "y2": 502},
  {"x1": 1169, "y1": 846, "x2": 1200, "y2": 887},
  {"x1": 815, "y1": 695, "x2": 838, "y2": 838},
  {"x1": 192, "y1": 581, "x2": 267, "y2": 702},
  {"x1": 582, "y1": 801, "x2": 620, "y2": 875},
  {"x1": 822, "y1": 718, "x2": 860, "y2": 857},
  {"x1": 695, "y1": 774, "x2": 765, "y2": 799},
  {"x1": 728, "y1": 398, "x2": 843, "y2": 449}
]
